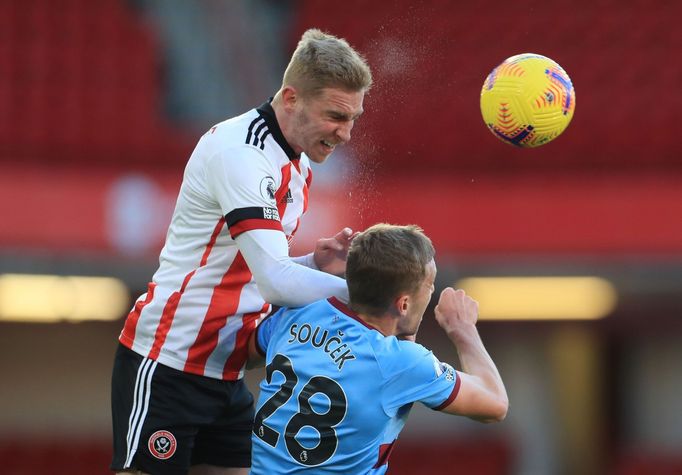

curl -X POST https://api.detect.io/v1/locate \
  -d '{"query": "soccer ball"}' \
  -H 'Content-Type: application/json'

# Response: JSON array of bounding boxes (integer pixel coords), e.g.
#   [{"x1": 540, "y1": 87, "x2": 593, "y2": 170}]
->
[{"x1": 480, "y1": 53, "x2": 575, "y2": 147}]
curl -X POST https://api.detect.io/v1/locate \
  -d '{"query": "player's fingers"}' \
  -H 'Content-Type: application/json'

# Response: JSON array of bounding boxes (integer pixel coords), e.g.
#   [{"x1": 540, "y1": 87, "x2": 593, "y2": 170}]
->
[
  {"x1": 434, "y1": 304, "x2": 451, "y2": 328},
  {"x1": 438, "y1": 287, "x2": 453, "y2": 301},
  {"x1": 434, "y1": 304, "x2": 443, "y2": 319},
  {"x1": 437, "y1": 288, "x2": 456, "y2": 311},
  {"x1": 348, "y1": 231, "x2": 360, "y2": 241},
  {"x1": 441, "y1": 287, "x2": 455, "y2": 297},
  {"x1": 454, "y1": 288, "x2": 467, "y2": 306},
  {"x1": 335, "y1": 227, "x2": 353, "y2": 242},
  {"x1": 324, "y1": 238, "x2": 345, "y2": 251}
]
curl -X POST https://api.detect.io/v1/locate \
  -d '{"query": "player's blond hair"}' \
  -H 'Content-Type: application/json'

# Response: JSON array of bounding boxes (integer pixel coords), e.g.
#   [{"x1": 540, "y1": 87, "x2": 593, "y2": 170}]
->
[
  {"x1": 282, "y1": 29, "x2": 372, "y2": 97},
  {"x1": 346, "y1": 224, "x2": 435, "y2": 317}
]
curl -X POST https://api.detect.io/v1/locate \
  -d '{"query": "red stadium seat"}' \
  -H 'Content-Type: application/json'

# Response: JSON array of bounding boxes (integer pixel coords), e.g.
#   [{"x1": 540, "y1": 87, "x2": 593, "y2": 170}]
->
[{"x1": 0, "y1": 0, "x2": 192, "y2": 169}]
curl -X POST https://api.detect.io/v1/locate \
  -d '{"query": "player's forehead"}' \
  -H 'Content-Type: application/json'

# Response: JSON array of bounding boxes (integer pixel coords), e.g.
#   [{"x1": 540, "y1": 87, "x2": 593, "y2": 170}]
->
[
  {"x1": 313, "y1": 87, "x2": 365, "y2": 119},
  {"x1": 422, "y1": 259, "x2": 437, "y2": 285}
]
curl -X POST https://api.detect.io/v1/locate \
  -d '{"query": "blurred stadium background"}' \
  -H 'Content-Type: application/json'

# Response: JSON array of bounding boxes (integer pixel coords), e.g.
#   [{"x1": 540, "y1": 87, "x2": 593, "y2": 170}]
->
[{"x1": 1, "y1": 0, "x2": 681, "y2": 474}]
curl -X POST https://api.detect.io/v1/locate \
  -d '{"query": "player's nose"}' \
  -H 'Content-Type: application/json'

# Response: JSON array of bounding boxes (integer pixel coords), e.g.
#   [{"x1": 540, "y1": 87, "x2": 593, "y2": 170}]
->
[{"x1": 336, "y1": 121, "x2": 353, "y2": 143}]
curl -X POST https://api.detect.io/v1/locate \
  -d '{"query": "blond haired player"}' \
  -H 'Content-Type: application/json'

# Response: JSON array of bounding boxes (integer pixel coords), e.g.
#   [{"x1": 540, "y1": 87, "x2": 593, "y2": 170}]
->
[{"x1": 111, "y1": 29, "x2": 372, "y2": 475}]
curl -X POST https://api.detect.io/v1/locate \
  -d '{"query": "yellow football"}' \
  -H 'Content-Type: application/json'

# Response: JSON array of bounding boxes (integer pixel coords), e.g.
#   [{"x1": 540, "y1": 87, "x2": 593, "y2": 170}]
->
[{"x1": 480, "y1": 53, "x2": 576, "y2": 147}]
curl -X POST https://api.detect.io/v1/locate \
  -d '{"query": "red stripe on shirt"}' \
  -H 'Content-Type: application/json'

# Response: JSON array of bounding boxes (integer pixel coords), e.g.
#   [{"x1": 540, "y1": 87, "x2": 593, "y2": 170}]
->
[
  {"x1": 183, "y1": 252, "x2": 252, "y2": 375},
  {"x1": 272, "y1": 163, "x2": 293, "y2": 243},
  {"x1": 303, "y1": 167, "x2": 312, "y2": 214},
  {"x1": 148, "y1": 289, "x2": 183, "y2": 360},
  {"x1": 290, "y1": 218, "x2": 301, "y2": 237},
  {"x1": 276, "y1": 163, "x2": 292, "y2": 218},
  {"x1": 222, "y1": 302, "x2": 269, "y2": 379},
  {"x1": 148, "y1": 219, "x2": 225, "y2": 360},
  {"x1": 229, "y1": 218, "x2": 283, "y2": 239},
  {"x1": 119, "y1": 282, "x2": 156, "y2": 347},
  {"x1": 305, "y1": 166, "x2": 313, "y2": 188},
  {"x1": 433, "y1": 372, "x2": 462, "y2": 411},
  {"x1": 373, "y1": 440, "x2": 397, "y2": 468},
  {"x1": 291, "y1": 158, "x2": 301, "y2": 174},
  {"x1": 201, "y1": 218, "x2": 226, "y2": 265}
]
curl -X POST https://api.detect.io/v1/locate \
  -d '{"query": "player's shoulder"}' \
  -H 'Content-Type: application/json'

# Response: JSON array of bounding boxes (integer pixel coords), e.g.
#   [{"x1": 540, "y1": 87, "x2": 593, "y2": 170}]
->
[
  {"x1": 201, "y1": 106, "x2": 297, "y2": 168},
  {"x1": 268, "y1": 299, "x2": 333, "y2": 327},
  {"x1": 369, "y1": 332, "x2": 432, "y2": 358},
  {"x1": 322, "y1": 298, "x2": 432, "y2": 365},
  {"x1": 371, "y1": 338, "x2": 434, "y2": 378},
  {"x1": 191, "y1": 112, "x2": 278, "y2": 172},
  {"x1": 199, "y1": 108, "x2": 261, "y2": 150},
  {"x1": 289, "y1": 299, "x2": 341, "y2": 323}
]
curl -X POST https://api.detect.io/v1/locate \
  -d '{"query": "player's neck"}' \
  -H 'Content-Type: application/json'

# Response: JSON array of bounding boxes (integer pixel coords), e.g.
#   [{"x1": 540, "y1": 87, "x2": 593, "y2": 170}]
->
[
  {"x1": 270, "y1": 92, "x2": 300, "y2": 155},
  {"x1": 357, "y1": 313, "x2": 398, "y2": 337},
  {"x1": 271, "y1": 93, "x2": 285, "y2": 127}
]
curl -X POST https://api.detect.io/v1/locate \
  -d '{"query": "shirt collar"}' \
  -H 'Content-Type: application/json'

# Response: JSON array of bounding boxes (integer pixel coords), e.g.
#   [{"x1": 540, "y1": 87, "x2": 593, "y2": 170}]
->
[
  {"x1": 327, "y1": 297, "x2": 388, "y2": 336},
  {"x1": 256, "y1": 98, "x2": 299, "y2": 160}
]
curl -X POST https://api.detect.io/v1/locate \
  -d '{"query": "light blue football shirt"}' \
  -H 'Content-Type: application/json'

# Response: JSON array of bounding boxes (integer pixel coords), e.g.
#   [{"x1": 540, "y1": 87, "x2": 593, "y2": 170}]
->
[{"x1": 250, "y1": 298, "x2": 460, "y2": 474}]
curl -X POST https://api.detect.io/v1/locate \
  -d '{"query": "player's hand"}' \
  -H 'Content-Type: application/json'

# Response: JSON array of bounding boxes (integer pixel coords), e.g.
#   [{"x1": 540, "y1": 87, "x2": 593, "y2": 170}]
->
[
  {"x1": 434, "y1": 288, "x2": 479, "y2": 335},
  {"x1": 313, "y1": 227, "x2": 357, "y2": 276}
]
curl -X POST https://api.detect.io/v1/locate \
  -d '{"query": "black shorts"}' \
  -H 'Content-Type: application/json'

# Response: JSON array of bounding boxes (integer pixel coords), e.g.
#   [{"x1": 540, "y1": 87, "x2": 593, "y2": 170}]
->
[{"x1": 110, "y1": 344, "x2": 254, "y2": 475}]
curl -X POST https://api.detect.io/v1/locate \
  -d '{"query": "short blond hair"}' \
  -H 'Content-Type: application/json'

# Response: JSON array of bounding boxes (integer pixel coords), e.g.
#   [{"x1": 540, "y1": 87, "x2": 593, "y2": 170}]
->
[{"x1": 282, "y1": 29, "x2": 372, "y2": 97}]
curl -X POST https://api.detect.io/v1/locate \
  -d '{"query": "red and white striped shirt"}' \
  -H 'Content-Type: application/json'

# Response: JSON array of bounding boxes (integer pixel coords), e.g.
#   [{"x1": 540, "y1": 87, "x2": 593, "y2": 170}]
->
[{"x1": 119, "y1": 101, "x2": 312, "y2": 380}]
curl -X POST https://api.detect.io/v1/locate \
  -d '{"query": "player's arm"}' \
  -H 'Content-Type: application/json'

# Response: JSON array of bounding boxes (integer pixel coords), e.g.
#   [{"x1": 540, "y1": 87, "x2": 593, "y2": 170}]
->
[
  {"x1": 206, "y1": 147, "x2": 350, "y2": 304},
  {"x1": 435, "y1": 288, "x2": 508, "y2": 423},
  {"x1": 236, "y1": 229, "x2": 349, "y2": 306}
]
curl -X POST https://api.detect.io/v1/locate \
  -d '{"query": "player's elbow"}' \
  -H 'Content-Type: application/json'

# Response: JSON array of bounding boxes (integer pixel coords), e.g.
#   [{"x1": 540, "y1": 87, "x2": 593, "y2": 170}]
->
[
  {"x1": 256, "y1": 277, "x2": 306, "y2": 308},
  {"x1": 257, "y1": 282, "x2": 287, "y2": 306},
  {"x1": 251, "y1": 259, "x2": 304, "y2": 307},
  {"x1": 480, "y1": 398, "x2": 509, "y2": 423}
]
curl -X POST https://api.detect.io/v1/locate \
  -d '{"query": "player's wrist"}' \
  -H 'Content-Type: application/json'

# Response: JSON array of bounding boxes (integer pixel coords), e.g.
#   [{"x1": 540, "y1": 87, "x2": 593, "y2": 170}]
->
[
  {"x1": 293, "y1": 252, "x2": 319, "y2": 270},
  {"x1": 445, "y1": 323, "x2": 479, "y2": 345},
  {"x1": 306, "y1": 252, "x2": 319, "y2": 270}
]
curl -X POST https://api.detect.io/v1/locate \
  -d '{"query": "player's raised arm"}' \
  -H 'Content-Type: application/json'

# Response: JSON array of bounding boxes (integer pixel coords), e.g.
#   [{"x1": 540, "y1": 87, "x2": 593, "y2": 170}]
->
[
  {"x1": 204, "y1": 145, "x2": 352, "y2": 306},
  {"x1": 434, "y1": 288, "x2": 508, "y2": 423},
  {"x1": 235, "y1": 229, "x2": 350, "y2": 306}
]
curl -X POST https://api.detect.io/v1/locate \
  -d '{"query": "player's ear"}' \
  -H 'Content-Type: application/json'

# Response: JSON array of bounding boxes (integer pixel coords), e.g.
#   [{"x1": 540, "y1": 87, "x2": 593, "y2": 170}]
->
[
  {"x1": 394, "y1": 294, "x2": 410, "y2": 317},
  {"x1": 281, "y1": 86, "x2": 298, "y2": 111}
]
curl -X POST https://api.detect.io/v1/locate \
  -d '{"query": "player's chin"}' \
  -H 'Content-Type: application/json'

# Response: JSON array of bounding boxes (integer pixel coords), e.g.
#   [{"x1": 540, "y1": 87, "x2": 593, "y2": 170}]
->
[
  {"x1": 308, "y1": 150, "x2": 333, "y2": 163},
  {"x1": 309, "y1": 154, "x2": 330, "y2": 164},
  {"x1": 309, "y1": 141, "x2": 336, "y2": 163}
]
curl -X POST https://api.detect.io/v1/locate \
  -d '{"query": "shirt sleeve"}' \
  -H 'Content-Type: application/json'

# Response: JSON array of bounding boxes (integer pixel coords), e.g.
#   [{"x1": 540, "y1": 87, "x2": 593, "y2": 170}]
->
[
  {"x1": 205, "y1": 146, "x2": 284, "y2": 238},
  {"x1": 290, "y1": 253, "x2": 318, "y2": 270},
  {"x1": 235, "y1": 229, "x2": 350, "y2": 307},
  {"x1": 381, "y1": 343, "x2": 460, "y2": 415},
  {"x1": 256, "y1": 308, "x2": 286, "y2": 356}
]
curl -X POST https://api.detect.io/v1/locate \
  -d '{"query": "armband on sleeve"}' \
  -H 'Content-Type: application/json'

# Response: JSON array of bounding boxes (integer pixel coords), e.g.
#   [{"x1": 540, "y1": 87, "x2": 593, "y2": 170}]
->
[{"x1": 225, "y1": 207, "x2": 283, "y2": 239}]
